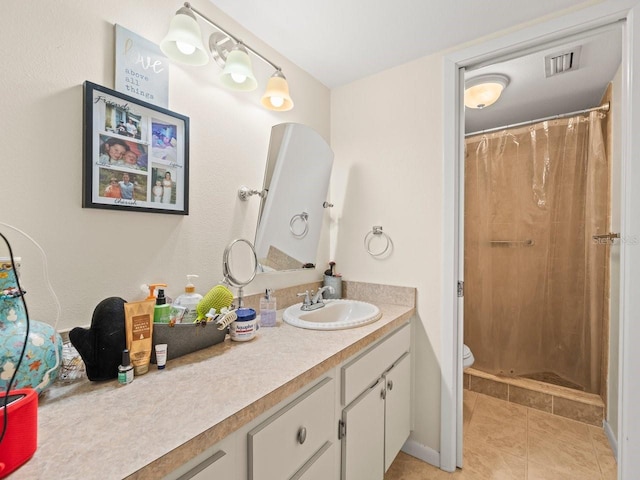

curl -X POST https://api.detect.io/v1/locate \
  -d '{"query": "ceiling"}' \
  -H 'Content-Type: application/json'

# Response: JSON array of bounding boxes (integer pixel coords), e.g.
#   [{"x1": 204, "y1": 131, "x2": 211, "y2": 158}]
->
[
  {"x1": 208, "y1": 0, "x2": 622, "y2": 131},
  {"x1": 465, "y1": 25, "x2": 622, "y2": 133}
]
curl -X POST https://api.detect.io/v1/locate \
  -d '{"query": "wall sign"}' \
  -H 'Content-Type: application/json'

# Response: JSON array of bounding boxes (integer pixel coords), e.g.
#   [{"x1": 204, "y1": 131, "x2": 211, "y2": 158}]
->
[{"x1": 115, "y1": 24, "x2": 169, "y2": 108}]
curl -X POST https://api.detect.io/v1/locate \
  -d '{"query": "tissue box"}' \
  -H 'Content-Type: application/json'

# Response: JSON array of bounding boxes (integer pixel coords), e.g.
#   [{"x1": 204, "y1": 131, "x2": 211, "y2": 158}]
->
[
  {"x1": 0, "y1": 388, "x2": 37, "y2": 478},
  {"x1": 151, "y1": 322, "x2": 226, "y2": 363}
]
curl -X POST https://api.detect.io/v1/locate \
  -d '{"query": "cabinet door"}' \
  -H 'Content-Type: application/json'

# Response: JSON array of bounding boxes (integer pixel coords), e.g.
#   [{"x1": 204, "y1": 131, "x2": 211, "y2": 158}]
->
[
  {"x1": 249, "y1": 377, "x2": 334, "y2": 480},
  {"x1": 341, "y1": 378, "x2": 385, "y2": 480},
  {"x1": 384, "y1": 352, "x2": 411, "y2": 471}
]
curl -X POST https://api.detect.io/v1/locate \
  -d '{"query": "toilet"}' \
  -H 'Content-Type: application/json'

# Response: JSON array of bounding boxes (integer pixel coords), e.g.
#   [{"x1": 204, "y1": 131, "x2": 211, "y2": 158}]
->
[{"x1": 463, "y1": 344, "x2": 475, "y2": 369}]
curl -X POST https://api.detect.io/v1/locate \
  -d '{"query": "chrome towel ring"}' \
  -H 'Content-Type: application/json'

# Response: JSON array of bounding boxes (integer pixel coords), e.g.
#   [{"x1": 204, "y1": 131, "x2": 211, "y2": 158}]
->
[
  {"x1": 290, "y1": 212, "x2": 309, "y2": 238},
  {"x1": 364, "y1": 226, "x2": 392, "y2": 257}
]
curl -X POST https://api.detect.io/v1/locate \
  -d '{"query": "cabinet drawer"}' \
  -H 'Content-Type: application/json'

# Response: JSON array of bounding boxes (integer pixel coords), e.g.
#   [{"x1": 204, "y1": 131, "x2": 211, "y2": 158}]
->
[
  {"x1": 341, "y1": 323, "x2": 410, "y2": 406},
  {"x1": 248, "y1": 377, "x2": 334, "y2": 480}
]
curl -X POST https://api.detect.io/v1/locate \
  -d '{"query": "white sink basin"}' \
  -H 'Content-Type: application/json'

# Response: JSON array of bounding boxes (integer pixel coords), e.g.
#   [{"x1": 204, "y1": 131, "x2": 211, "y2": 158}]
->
[{"x1": 283, "y1": 299, "x2": 381, "y2": 330}]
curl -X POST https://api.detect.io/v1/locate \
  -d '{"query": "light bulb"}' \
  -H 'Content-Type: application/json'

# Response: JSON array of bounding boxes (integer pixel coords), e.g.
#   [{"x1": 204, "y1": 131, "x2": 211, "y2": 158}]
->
[
  {"x1": 231, "y1": 73, "x2": 247, "y2": 84},
  {"x1": 269, "y1": 96, "x2": 284, "y2": 108},
  {"x1": 176, "y1": 41, "x2": 196, "y2": 55}
]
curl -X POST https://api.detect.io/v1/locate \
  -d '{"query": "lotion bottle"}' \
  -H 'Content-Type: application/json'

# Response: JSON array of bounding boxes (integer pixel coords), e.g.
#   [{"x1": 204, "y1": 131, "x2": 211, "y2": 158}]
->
[
  {"x1": 174, "y1": 275, "x2": 203, "y2": 324},
  {"x1": 154, "y1": 289, "x2": 171, "y2": 323}
]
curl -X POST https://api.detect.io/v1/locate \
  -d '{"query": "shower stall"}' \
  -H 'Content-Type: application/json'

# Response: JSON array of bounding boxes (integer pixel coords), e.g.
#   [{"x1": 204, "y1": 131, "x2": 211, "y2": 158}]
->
[{"x1": 464, "y1": 105, "x2": 610, "y2": 395}]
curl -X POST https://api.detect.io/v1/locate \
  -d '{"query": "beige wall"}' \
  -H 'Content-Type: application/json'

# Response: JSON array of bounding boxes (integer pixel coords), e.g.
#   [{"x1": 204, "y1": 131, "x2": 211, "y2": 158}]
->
[
  {"x1": 331, "y1": 55, "x2": 444, "y2": 450},
  {"x1": 0, "y1": 1, "x2": 330, "y2": 331}
]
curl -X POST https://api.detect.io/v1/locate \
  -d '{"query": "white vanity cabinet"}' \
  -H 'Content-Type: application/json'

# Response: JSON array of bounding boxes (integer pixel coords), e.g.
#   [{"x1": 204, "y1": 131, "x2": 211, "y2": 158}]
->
[
  {"x1": 162, "y1": 319, "x2": 412, "y2": 480},
  {"x1": 339, "y1": 323, "x2": 411, "y2": 479},
  {"x1": 248, "y1": 376, "x2": 336, "y2": 480}
]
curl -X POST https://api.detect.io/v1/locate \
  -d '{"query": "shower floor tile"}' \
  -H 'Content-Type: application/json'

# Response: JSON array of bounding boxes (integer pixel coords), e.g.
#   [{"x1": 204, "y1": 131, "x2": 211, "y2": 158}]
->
[{"x1": 384, "y1": 391, "x2": 616, "y2": 480}]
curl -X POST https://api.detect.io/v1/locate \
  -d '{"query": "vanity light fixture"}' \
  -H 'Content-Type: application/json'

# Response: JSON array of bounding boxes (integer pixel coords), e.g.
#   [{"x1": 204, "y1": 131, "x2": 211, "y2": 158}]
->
[
  {"x1": 159, "y1": 6, "x2": 209, "y2": 66},
  {"x1": 220, "y1": 42, "x2": 258, "y2": 91},
  {"x1": 161, "y1": 2, "x2": 294, "y2": 111},
  {"x1": 464, "y1": 74, "x2": 509, "y2": 109},
  {"x1": 261, "y1": 69, "x2": 294, "y2": 111}
]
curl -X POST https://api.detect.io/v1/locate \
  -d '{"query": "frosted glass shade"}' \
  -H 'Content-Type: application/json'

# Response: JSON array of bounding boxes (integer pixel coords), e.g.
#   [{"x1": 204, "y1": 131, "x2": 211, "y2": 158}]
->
[
  {"x1": 261, "y1": 71, "x2": 294, "y2": 111},
  {"x1": 160, "y1": 7, "x2": 209, "y2": 66},
  {"x1": 464, "y1": 74, "x2": 509, "y2": 109},
  {"x1": 220, "y1": 45, "x2": 258, "y2": 91}
]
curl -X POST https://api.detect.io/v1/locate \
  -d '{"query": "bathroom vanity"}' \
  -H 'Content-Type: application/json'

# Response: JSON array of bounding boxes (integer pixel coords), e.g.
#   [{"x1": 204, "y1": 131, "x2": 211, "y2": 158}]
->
[{"x1": 13, "y1": 283, "x2": 415, "y2": 480}]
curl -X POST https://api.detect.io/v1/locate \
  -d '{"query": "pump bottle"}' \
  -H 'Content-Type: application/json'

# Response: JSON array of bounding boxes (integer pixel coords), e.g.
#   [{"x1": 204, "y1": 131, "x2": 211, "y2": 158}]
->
[{"x1": 174, "y1": 275, "x2": 203, "y2": 323}]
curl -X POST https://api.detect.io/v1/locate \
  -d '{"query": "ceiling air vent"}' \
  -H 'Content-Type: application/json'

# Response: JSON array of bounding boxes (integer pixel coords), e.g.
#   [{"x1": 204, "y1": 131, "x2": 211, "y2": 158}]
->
[{"x1": 545, "y1": 46, "x2": 581, "y2": 77}]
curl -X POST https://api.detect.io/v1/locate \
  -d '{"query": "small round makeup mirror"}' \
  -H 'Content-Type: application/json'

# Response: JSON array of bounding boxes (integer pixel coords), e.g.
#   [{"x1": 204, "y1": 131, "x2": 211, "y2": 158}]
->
[{"x1": 222, "y1": 238, "x2": 258, "y2": 307}]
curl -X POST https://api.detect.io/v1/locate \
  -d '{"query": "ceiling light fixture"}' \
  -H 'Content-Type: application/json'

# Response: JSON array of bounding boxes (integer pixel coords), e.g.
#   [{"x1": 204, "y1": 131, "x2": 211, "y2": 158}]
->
[
  {"x1": 464, "y1": 74, "x2": 509, "y2": 109},
  {"x1": 161, "y1": 2, "x2": 294, "y2": 111}
]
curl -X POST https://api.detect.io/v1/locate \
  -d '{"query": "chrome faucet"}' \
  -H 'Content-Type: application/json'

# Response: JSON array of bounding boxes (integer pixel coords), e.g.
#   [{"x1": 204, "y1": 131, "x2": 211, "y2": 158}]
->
[
  {"x1": 297, "y1": 290, "x2": 313, "y2": 309},
  {"x1": 312, "y1": 286, "x2": 334, "y2": 304},
  {"x1": 298, "y1": 286, "x2": 335, "y2": 311}
]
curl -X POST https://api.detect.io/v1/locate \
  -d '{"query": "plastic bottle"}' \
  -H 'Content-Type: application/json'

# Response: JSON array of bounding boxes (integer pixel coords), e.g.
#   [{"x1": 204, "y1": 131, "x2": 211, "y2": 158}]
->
[
  {"x1": 154, "y1": 289, "x2": 171, "y2": 323},
  {"x1": 174, "y1": 275, "x2": 203, "y2": 324},
  {"x1": 259, "y1": 289, "x2": 277, "y2": 327}
]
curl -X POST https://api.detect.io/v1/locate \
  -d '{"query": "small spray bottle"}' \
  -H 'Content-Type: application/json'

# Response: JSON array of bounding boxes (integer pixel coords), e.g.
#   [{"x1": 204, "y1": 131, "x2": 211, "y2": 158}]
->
[{"x1": 154, "y1": 289, "x2": 171, "y2": 323}]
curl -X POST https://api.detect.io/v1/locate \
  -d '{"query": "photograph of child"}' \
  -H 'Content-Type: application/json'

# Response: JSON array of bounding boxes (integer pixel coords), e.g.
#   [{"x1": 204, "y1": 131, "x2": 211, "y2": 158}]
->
[
  {"x1": 98, "y1": 168, "x2": 148, "y2": 202},
  {"x1": 98, "y1": 135, "x2": 148, "y2": 171},
  {"x1": 151, "y1": 121, "x2": 178, "y2": 164},
  {"x1": 151, "y1": 165, "x2": 177, "y2": 204},
  {"x1": 98, "y1": 137, "x2": 128, "y2": 165},
  {"x1": 103, "y1": 100, "x2": 143, "y2": 141},
  {"x1": 103, "y1": 176, "x2": 121, "y2": 198}
]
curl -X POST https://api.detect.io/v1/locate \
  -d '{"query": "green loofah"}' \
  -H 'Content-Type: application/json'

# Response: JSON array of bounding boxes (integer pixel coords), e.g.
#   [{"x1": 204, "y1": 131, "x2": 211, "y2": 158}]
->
[{"x1": 196, "y1": 285, "x2": 234, "y2": 320}]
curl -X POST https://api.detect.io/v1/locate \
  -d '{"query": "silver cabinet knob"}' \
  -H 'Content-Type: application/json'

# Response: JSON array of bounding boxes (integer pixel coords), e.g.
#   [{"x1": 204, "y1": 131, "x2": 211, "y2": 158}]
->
[
  {"x1": 298, "y1": 426, "x2": 307, "y2": 444},
  {"x1": 387, "y1": 380, "x2": 394, "y2": 391},
  {"x1": 381, "y1": 388, "x2": 386, "y2": 400}
]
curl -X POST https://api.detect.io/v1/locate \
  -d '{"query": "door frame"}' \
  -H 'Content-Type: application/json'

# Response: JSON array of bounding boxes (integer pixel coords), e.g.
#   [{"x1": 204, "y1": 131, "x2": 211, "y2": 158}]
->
[{"x1": 441, "y1": 0, "x2": 640, "y2": 473}]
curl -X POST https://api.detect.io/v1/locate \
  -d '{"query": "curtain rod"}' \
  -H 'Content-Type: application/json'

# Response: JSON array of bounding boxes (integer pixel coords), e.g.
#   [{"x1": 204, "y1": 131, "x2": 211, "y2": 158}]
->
[{"x1": 465, "y1": 102, "x2": 610, "y2": 137}]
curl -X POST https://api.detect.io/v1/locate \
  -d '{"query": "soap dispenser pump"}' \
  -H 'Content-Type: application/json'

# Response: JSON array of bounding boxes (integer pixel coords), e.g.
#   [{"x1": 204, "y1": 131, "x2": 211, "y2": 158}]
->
[
  {"x1": 154, "y1": 289, "x2": 171, "y2": 323},
  {"x1": 259, "y1": 289, "x2": 277, "y2": 327},
  {"x1": 174, "y1": 275, "x2": 203, "y2": 324}
]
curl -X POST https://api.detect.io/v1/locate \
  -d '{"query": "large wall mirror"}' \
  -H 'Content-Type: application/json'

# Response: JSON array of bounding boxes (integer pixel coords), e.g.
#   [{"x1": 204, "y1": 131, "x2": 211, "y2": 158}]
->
[{"x1": 254, "y1": 123, "x2": 334, "y2": 272}]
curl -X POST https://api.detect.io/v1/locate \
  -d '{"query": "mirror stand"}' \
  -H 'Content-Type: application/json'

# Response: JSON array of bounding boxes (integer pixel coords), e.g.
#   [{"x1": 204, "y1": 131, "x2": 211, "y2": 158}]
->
[{"x1": 222, "y1": 238, "x2": 258, "y2": 308}]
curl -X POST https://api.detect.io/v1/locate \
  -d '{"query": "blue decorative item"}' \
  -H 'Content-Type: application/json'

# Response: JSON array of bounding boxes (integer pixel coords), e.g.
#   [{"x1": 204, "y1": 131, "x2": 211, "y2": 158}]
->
[{"x1": 0, "y1": 260, "x2": 62, "y2": 394}]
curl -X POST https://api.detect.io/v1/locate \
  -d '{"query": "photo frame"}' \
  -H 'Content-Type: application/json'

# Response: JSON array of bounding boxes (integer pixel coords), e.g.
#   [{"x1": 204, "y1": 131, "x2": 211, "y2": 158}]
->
[{"x1": 83, "y1": 81, "x2": 189, "y2": 214}]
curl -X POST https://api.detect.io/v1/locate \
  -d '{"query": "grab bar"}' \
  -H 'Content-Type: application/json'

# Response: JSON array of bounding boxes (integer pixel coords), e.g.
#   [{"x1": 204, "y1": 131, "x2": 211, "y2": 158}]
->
[
  {"x1": 592, "y1": 232, "x2": 620, "y2": 241},
  {"x1": 489, "y1": 239, "x2": 535, "y2": 247}
]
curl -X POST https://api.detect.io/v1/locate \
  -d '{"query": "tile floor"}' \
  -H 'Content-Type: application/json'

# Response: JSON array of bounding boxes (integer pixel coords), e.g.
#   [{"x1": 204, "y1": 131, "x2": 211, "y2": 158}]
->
[{"x1": 385, "y1": 390, "x2": 617, "y2": 480}]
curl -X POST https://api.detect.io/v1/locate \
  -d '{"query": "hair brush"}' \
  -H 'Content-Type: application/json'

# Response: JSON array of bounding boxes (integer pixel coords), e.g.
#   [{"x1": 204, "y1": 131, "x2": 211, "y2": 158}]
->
[{"x1": 196, "y1": 285, "x2": 234, "y2": 321}]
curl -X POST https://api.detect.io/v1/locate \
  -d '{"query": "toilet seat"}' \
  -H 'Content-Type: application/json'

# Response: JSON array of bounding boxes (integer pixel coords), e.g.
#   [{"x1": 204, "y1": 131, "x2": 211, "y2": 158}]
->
[{"x1": 463, "y1": 344, "x2": 475, "y2": 369}]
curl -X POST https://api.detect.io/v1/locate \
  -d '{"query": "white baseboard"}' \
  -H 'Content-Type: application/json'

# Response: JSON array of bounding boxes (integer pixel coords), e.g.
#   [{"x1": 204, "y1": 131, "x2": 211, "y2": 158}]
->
[
  {"x1": 603, "y1": 420, "x2": 618, "y2": 461},
  {"x1": 401, "y1": 438, "x2": 442, "y2": 469}
]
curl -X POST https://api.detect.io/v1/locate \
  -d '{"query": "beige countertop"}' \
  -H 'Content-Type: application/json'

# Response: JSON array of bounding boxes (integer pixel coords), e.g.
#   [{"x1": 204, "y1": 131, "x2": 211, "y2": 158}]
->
[{"x1": 11, "y1": 285, "x2": 415, "y2": 480}]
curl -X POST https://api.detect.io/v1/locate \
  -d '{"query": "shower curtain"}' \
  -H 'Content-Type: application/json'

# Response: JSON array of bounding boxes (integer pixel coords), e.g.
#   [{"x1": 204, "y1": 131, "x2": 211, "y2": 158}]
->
[{"x1": 464, "y1": 111, "x2": 609, "y2": 394}]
